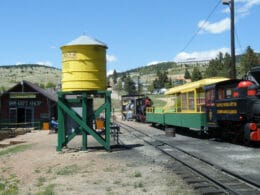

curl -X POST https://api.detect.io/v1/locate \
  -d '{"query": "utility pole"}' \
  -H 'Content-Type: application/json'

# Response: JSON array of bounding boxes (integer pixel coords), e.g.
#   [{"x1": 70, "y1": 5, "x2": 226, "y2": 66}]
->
[{"x1": 222, "y1": 0, "x2": 236, "y2": 79}]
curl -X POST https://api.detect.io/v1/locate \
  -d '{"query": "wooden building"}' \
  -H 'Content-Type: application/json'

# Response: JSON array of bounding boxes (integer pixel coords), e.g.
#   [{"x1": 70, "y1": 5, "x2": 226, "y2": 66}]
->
[{"x1": 0, "y1": 80, "x2": 57, "y2": 129}]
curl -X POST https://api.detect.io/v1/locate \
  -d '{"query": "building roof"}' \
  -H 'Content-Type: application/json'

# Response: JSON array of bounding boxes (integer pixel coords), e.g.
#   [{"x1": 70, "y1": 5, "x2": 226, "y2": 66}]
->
[
  {"x1": 63, "y1": 35, "x2": 107, "y2": 48},
  {"x1": 1, "y1": 80, "x2": 57, "y2": 102}
]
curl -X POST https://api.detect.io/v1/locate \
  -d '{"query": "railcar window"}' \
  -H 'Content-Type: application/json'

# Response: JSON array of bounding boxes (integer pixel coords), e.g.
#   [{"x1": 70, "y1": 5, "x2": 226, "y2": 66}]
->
[
  {"x1": 197, "y1": 91, "x2": 205, "y2": 112},
  {"x1": 170, "y1": 95, "x2": 181, "y2": 112},
  {"x1": 177, "y1": 95, "x2": 181, "y2": 112},
  {"x1": 205, "y1": 89, "x2": 215, "y2": 106},
  {"x1": 226, "y1": 88, "x2": 232, "y2": 98},
  {"x1": 218, "y1": 89, "x2": 224, "y2": 99},
  {"x1": 188, "y1": 91, "x2": 194, "y2": 110},
  {"x1": 181, "y1": 91, "x2": 195, "y2": 111},
  {"x1": 181, "y1": 93, "x2": 187, "y2": 110},
  {"x1": 164, "y1": 95, "x2": 177, "y2": 112}
]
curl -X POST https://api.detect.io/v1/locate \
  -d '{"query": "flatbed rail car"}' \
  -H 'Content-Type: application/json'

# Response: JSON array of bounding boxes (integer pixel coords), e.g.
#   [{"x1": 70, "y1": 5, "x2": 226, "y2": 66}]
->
[{"x1": 146, "y1": 67, "x2": 260, "y2": 144}]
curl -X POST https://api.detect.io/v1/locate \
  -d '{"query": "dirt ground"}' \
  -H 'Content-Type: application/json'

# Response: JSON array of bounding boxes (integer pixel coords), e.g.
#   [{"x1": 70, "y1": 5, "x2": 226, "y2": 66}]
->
[{"x1": 0, "y1": 126, "x2": 197, "y2": 195}]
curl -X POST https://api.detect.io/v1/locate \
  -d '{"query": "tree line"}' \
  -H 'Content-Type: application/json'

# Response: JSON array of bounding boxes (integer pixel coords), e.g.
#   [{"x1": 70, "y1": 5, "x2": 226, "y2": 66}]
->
[{"x1": 110, "y1": 46, "x2": 260, "y2": 95}]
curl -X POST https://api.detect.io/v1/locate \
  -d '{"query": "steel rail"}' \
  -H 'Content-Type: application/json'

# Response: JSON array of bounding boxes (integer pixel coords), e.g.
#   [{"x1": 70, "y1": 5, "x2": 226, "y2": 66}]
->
[{"x1": 118, "y1": 121, "x2": 260, "y2": 195}]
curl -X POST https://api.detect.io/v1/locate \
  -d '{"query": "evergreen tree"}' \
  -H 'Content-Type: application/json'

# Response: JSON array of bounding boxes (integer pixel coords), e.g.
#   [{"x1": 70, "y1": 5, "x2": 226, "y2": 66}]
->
[
  {"x1": 153, "y1": 70, "x2": 171, "y2": 89},
  {"x1": 204, "y1": 59, "x2": 219, "y2": 77},
  {"x1": 45, "y1": 82, "x2": 56, "y2": 88},
  {"x1": 116, "y1": 79, "x2": 123, "y2": 92},
  {"x1": 136, "y1": 76, "x2": 143, "y2": 95},
  {"x1": 147, "y1": 84, "x2": 154, "y2": 94},
  {"x1": 184, "y1": 69, "x2": 191, "y2": 79},
  {"x1": 0, "y1": 86, "x2": 6, "y2": 93},
  {"x1": 240, "y1": 46, "x2": 260, "y2": 75},
  {"x1": 39, "y1": 83, "x2": 45, "y2": 89},
  {"x1": 112, "y1": 70, "x2": 118, "y2": 85},
  {"x1": 222, "y1": 53, "x2": 231, "y2": 77},
  {"x1": 124, "y1": 75, "x2": 137, "y2": 95},
  {"x1": 191, "y1": 67, "x2": 202, "y2": 81},
  {"x1": 204, "y1": 52, "x2": 230, "y2": 78}
]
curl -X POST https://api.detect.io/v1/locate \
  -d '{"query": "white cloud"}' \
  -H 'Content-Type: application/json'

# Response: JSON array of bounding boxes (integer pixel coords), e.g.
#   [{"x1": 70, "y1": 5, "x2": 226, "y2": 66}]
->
[
  {"x1": 107, "y1": 69, "x2": 114, "y2": 76},
  {"x1": 147, "y1": 61, "x2": 162, "y2": 66},
  {"x1": 16, "y1": 62, "x2": 26, "y2": 65},
  {"x1": 200, "y1": 0, "x2": 260, "y2": 35},
  {"x1": 198, "y1": 18, "x2": 230, "y2": 34},
  {"x1": 16, "y1": 61, "x2": 54, "y2": 67},
  {"x1": 36, "y1": 61, "x2": 53, "y2": 67},
  {"x1": 174, "y1": 48, "x2": 230, "y2": 62},
  {"x1": 237, "y1": 0, "x2": 260, "y2": 16},
  {"x1": 106, "y1": 54, "x2": 117, "y2": 62}
]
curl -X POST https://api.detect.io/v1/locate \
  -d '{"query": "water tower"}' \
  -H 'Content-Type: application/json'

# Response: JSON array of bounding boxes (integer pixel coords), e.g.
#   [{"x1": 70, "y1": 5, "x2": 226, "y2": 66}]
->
[{"x1": 56, "y1": 35, "x2": 111, "y2": 151}]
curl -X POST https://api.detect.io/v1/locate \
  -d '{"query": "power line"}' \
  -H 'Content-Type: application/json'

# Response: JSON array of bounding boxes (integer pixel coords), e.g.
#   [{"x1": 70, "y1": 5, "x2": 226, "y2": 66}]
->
[
  {"x1": 180, "y1": 0, "x2": 221, "y2": 53},
  {"x1": 235, "y1": 28, "x2": 243, "y2": 53}
]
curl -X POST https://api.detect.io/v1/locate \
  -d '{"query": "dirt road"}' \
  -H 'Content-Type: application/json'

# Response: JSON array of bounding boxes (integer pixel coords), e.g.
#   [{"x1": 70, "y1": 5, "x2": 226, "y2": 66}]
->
[{"x1": 0, "y1": 128, "x2": 197, "y2": 194}]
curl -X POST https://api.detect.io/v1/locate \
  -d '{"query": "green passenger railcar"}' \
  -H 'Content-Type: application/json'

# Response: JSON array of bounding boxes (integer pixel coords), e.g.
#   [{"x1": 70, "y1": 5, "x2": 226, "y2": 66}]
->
[
  {"x1": 146, "y1": 78, "x2": 229, "y2": 132},
  {"x1": 146, "y1": 110, "x2": 165, "y2": 124},
  {"x1": 164, "y1": 113, "x2": 206, "y2": 130}
]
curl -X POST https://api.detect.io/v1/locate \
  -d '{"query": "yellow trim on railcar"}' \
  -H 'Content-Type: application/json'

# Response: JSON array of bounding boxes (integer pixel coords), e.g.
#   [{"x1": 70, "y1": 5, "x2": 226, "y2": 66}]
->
[
  {"x1": 147, "y1": 77, "x2": 229, "y2": 114},
  {"x1": 165, "y1": 78, "x2": 228, "y2": 95}
]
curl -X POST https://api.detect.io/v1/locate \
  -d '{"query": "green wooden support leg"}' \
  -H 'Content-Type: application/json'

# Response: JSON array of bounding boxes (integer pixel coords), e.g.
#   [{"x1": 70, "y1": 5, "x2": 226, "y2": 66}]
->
[
  {"x1": 56, "y1": 95, "x2": 66, "y2": 151},
  {"x1": 105, "y1": 91, "x2": 111, "y2": 151},
  {"x1": 82, "y1": 130, "x2": 87, "y2": 151},
  {"x1": 82, "y1": 92, "x2": 88, "y2": 151}
]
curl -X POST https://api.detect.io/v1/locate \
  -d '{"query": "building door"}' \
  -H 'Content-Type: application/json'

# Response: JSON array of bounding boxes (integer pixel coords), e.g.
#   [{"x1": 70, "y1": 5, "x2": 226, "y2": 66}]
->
[
  {"x1": 9, "y1": 108, "x2": 17, "y2": 128},
  {"x1": 25, "y1": 108, "x2": 33, "y2": 127},
  {"x1": 17, "y1": 107, "x2": 34, "y2": 127}
]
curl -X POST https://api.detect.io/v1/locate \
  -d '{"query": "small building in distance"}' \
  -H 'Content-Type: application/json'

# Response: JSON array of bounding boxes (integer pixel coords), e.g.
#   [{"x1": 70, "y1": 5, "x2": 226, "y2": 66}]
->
[{"x1": 0, "y1": 80, "x2": 57, "y2": 129}]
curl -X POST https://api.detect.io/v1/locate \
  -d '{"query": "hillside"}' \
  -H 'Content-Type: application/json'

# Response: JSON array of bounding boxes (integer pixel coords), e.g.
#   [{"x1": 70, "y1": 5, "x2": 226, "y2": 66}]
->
[
  {"x1": 111, "y1": 61, "x2": 206, "y2": 88},
  {"x1": 112, "y1": 52, "x2": 260, "y2": 87},
  {"x1": 0, "y1": 64, "x2": 61, "y2": 91}
]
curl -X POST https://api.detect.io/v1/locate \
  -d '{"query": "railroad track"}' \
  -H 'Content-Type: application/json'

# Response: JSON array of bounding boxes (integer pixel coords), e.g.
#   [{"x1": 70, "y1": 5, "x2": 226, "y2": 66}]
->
[{"x1": 117, "y1": 121, "x2": 260, "y2": 195}]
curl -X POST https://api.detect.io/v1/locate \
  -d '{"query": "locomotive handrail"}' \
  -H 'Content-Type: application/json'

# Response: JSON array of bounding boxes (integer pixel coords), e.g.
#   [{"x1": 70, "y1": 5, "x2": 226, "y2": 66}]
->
[{"x1": 146, "y1": 106, "x2": 154, "y2": 113}]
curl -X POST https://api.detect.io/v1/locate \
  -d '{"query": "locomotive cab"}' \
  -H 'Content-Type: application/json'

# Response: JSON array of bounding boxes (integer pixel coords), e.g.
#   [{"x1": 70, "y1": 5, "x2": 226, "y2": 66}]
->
[
  {"x1": 204, "y1": 79, "x2": 241, "y2": 129},
  {"x1": 204, "y1": 69, "x2": 260, "y2": 143}
]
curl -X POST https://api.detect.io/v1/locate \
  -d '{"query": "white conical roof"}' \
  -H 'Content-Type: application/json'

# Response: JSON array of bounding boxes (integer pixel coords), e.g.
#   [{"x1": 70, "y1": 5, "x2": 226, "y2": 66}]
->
[{"x1": 64, "y1": 35, "x2": 107, "y2": 48}]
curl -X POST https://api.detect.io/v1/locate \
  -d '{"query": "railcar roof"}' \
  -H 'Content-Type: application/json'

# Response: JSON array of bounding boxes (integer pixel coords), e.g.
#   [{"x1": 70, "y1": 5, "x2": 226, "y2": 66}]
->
[{"x1": 165, "y1": 77, "x2": 229, "y2": 95}]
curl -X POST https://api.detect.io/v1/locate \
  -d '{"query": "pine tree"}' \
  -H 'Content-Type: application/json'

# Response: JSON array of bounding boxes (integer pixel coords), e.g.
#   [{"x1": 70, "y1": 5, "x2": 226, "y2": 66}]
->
[
  {"x1": 240, "y1": 46, "x2": 260, "y2": 75},
  {"x1": 112, "y1": 70, "x2": 118, "y2": 85},
  {"x1": 191, "y1": 67, "x2": 202, "y2": 81},
  {"x1": 124, "y1": 76, "x2": 137, "y2": 95},
  {"x1": 204, "y1": 52, "x2": 230, "y2": 78},
  {"x1": 153, "y1": 71, "x2": 171, "y2": 89},
  {"x1": 184, "y1": 69, "x2": 191, "y2": 79}
]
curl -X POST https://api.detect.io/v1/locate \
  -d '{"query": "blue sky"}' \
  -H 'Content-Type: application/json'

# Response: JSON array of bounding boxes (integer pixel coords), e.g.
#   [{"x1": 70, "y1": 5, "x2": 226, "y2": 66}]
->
[{"x1": 0, "y1": 0, "x2": 260, "y2": 75}]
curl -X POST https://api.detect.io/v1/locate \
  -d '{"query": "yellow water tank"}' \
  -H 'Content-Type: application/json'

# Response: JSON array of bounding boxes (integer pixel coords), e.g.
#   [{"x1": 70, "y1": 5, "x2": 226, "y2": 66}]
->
[{"x1": 60, "y1": 35, "x2": 107, "y2": 91}]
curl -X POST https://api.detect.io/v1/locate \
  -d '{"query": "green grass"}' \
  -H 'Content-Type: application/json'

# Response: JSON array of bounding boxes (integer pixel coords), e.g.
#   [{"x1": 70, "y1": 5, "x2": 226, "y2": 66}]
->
[
  {"x1": 36, "y1": 176, "x2": 46, "y2": 187},
  {"x1": 110, "y1": 93, "x2": 167, "y2": 111},
  {"x1": 56, "y1": 164, "x2": 79, "y2": 176},
  {"x1": 134, "y1": 181, "x2": 144, "y2": 188},
  {"x1": 0, "y1": 174, "x2": 20, "y2": 195},
  {"x1": 126, "y1": 162, "x2": 138, "y2": 167},
  {"x1": 36, "y1": 184, "x2": 56, "y2": 195},
  {"x1": 0, "y1": 144, "x2": 33, "y2": 156},
  {"x1": 148, "y1": 94, "x2": 167, "y2": 107},
  {"x1": 133, "y1": 171, "x2": 142, "y2": 178}
]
